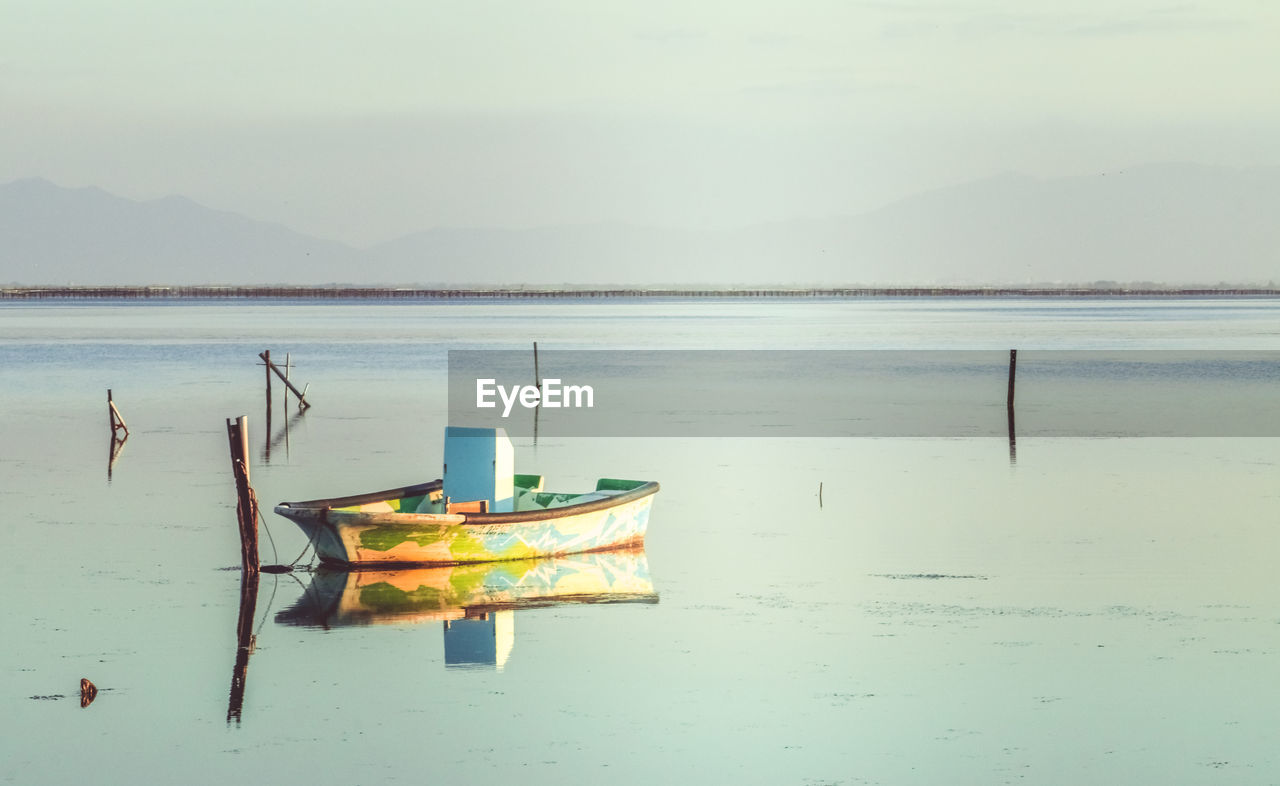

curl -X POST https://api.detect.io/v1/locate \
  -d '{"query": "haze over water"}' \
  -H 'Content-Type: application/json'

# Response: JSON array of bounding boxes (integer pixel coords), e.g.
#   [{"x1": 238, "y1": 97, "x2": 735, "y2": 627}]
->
[{"x1": 2, "y1": 297, "x2": 1279, "y2": 784}]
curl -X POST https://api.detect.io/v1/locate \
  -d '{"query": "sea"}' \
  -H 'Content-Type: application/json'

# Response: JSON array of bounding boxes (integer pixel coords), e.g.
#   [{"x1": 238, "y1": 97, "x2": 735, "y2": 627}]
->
[{"x1": 2, "y1": 297, "x2": 1279, "y2": 784}]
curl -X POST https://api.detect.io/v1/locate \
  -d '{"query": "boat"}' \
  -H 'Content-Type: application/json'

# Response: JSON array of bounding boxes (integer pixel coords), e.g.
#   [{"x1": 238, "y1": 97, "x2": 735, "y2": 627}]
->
[{"x1": 273, "y1": 427, "x2": 658, "y2": 567}]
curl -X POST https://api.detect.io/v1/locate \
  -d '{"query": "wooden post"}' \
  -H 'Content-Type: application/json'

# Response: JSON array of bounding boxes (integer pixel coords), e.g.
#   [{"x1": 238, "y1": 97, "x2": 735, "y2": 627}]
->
[
  {"x1": 283, "y1": 352, "x2": 290, "y2": 418},
  {"x1": 264, "y1": 349, "x2": 272, "y2": 422},
  {"x1": 107, "y1": 389, "x2": 129, "y2": 480},
  {"x1": 533, "y1": 341, "x2": 541, "y2": 390},
  {"x1": 226, "y1": 416, "x2": 259, "y2": 576},
  {"x1": 258, "y1": 352, "x2": 311, "y2": 410},
  {"x1": 1007, "y1": 350, "x2": 1017, "y2": 465},
  {"x1": 107, "y1": 389, "x2": 129, "y2": 438},
  {"x1": 1006, "y1": 349, "x2": 1017, "y2": 412},
  {"x1": 264, "y1": 351, "x2": 274, "y2": 462}
]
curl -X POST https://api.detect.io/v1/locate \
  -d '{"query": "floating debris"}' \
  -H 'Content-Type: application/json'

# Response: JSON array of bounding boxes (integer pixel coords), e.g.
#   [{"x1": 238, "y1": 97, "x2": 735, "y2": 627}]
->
[{"x1": 80, "y1": 678, "x2": 98, "y2": 708}]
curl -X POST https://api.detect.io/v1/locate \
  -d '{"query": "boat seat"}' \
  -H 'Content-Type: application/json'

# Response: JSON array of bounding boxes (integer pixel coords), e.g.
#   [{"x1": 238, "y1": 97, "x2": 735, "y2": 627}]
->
[
  {"x1": 445, "y1": 498, "x2": 489, "y2": 514},
  {"x1": 519, "y1": 489, "x2": 625, "y2": 511}
]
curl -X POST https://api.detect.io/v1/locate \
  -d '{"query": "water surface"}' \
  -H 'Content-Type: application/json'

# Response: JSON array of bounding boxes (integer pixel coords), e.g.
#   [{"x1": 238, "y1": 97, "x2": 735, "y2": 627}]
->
[{"x1": 3, "y1": 298, "x2": 1278, "y2": 784}]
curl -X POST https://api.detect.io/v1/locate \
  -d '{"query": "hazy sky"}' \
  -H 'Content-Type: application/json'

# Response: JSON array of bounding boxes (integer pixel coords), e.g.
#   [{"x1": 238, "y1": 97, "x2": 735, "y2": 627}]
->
[{"x1": 3, "y1": 1, "x2": 1278, "y2": 245}]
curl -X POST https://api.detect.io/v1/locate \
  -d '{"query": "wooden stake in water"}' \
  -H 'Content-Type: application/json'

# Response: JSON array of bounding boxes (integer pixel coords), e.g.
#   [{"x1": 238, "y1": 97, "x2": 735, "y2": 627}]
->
[
  {"x1": 1007, "y1": 349, "x2": 1017, "y2": 412},
  {"x1": 225, "y1": 416, "x2": 259, "y2": 577},
  {"x1": 107, "y1": 389, "x2": 129, "y2": 438},
  {"x1": 264, "y1": 348, "x2": 272, "y2": 418},
  {"x1": 1007, "y1": 350, "x2": 1017, "y2": 465},
  {"x1": 107, "y1": 389, "x2": 129, "y2": 480},
  {"x1": 259, "y1": 352, "x2": 311, "y2": 410},
  {"x1": 533, "y1": 341, "x2": 541, "y2": 390}
]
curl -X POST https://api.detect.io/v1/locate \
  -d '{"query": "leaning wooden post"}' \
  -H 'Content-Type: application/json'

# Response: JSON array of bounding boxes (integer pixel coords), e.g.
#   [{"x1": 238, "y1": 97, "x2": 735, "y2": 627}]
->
[
  {"x1": 107, "y1": 389, "x2": 129, "y2": 438},
  {"x1": 258, "y1": 352, "x2": 311, "y2": 410},
  {"x1": 226, "y1": 416, "x2": 259, "y2": 576},
  {"x1": 533, "y1": 341, "x2": 541, "y2": 390}
]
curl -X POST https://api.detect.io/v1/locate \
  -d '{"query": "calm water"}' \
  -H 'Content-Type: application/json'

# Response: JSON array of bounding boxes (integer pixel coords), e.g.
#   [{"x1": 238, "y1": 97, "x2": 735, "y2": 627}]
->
[{"x1": 2, "y1": 298, "x2": 1279, "y2": 784}]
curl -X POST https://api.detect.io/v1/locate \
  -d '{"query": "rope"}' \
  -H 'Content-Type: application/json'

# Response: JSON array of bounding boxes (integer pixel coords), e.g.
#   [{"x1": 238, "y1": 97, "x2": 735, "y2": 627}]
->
[
  {"x1": 250, "y1": 480, "x2": 318, "y2": 570},
  {"x1": 283, "y1": 524, "x2": 318, "y2": 568},
  {"x1": 247, "y1": 485, "x2": 279, "y2": 566},
  {"x1": 235, "y1": 459, "x2": 318, "y2": 570}
]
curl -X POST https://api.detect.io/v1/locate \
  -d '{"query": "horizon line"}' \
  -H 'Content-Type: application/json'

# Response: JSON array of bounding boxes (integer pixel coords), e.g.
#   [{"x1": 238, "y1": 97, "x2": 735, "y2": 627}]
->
[{"x1": 4, "y1": 285, "x2": 1279, "y2": 300}]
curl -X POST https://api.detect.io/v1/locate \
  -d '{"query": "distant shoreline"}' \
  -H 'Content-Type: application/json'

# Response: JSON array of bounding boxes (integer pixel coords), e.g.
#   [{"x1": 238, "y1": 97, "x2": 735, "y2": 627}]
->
[{"x1": 2, "y1": 285, "x2": 1279, "y2": 300}]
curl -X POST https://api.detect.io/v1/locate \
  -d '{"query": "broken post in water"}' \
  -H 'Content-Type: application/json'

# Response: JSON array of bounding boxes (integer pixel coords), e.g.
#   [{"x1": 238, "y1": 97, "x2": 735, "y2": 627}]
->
[
  {"x1": 225, "y1": 416, "x2": 259, "y2": 577},
  {"x1": 258, "y1": 351, "x2": 311, "y2": 410}
]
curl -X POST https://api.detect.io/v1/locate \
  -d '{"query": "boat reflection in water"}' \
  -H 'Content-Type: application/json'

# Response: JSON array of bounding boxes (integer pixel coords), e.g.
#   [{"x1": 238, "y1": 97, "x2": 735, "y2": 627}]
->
[{"x1": 276, "y1": 548, "x2": 657, "y2": 670}]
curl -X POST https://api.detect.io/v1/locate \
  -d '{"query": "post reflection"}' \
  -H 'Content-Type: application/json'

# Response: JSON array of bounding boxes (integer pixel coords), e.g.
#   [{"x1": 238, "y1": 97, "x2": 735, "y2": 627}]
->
[
  {"x1": 262, "y1": 407, "x2": 305, "y2": 464},
  {"x1": 107, "y1": 433, "x2": 127, "y2": 482},
  {"x1": 277, "y1": 549, "x2": 657, "y2": 670},
  {"x1": 226, "y1": 571, "x2": 259, "y2": 724}
]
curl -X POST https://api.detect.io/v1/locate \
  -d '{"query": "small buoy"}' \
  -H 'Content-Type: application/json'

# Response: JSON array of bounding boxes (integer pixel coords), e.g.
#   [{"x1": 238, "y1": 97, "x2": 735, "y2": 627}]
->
[{"x1": 80, "y1": 678, "x2": 98, "y2": 708}]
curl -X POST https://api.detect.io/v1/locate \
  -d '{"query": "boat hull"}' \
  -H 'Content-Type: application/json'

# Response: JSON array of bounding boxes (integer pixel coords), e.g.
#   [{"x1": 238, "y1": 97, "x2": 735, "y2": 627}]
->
[{"x1": 275, "y1": 480, "x2": 657, "y2": 567}]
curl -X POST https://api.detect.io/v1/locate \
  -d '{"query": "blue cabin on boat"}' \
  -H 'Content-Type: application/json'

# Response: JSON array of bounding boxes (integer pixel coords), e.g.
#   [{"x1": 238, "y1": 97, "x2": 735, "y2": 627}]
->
[{"x1": 442, "y1": 426, "x2": 515, "y2": 513}]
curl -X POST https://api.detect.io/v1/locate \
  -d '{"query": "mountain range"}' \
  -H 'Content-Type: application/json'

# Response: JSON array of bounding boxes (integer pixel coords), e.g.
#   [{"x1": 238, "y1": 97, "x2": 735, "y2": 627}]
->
[{"x1": 3, "y1": 163, "x2": 1278, "y2": 286}]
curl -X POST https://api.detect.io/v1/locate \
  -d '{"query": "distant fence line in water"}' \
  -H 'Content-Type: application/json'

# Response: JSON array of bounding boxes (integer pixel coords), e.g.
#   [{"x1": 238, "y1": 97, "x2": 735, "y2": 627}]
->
[{"x1": 2, "y1": 286, "x2": 1279, "y2": 300}]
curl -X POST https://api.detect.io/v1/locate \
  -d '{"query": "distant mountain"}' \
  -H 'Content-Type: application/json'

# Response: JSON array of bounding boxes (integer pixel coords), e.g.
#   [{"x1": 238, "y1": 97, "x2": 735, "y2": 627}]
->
[
  {"x1": 0, "y1": 178, "x2": 356, "y2": 284},
  {"x1": 798, "y1": 163, "x2": 1280, "y2": 284},
  {"x1": 4, "y1": 164, "x2": 1279, "y2": 285}
]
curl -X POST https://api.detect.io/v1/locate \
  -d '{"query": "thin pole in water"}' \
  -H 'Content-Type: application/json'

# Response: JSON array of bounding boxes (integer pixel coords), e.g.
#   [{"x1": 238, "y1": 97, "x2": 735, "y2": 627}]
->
[
  {"x1": 1006, "y1": 349, "x2": 1017, "y2": 412},
  {"x1": 1007, "y1": 350, "x2": 1017, "y2": 465}
]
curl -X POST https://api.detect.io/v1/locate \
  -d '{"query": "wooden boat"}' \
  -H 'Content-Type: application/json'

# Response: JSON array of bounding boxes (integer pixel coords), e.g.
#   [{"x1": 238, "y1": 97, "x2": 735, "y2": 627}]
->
[{"x1": 274, "y1": 474, "x2": 659, "y2": 567}]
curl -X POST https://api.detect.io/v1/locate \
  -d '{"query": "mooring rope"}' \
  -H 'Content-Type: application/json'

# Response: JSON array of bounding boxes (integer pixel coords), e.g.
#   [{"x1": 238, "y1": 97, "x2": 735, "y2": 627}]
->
[
  {"x1": 247, "y1": 485, "x2": 280, "y2": 566},
  {"x1": 250, "y1": 484, "x2": 319, "y2": 569}
]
